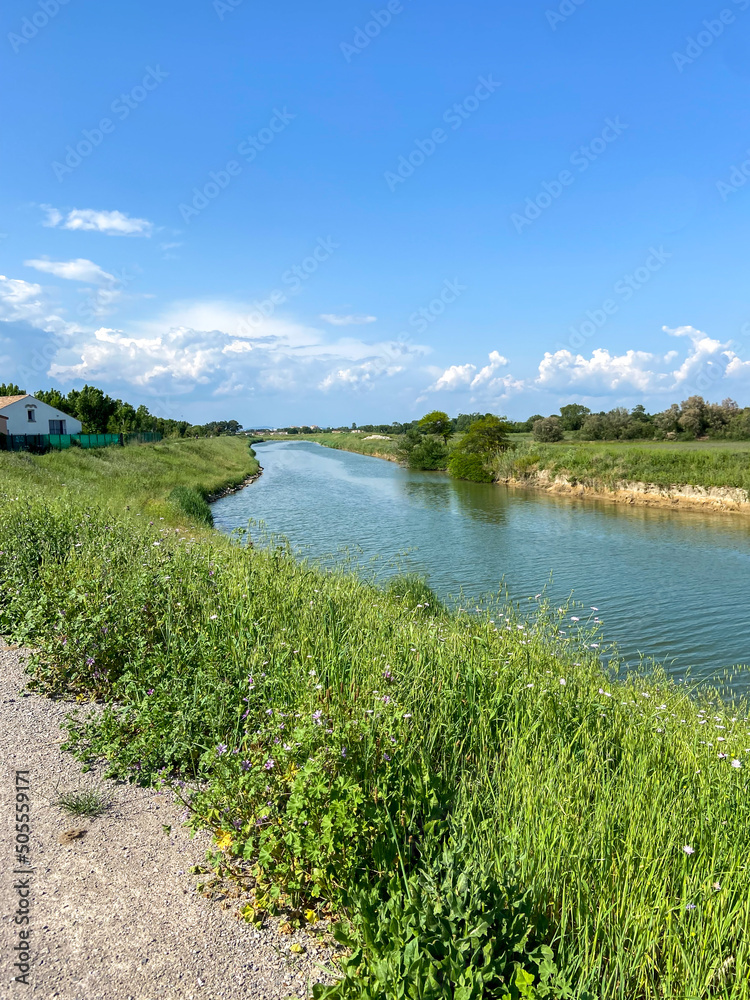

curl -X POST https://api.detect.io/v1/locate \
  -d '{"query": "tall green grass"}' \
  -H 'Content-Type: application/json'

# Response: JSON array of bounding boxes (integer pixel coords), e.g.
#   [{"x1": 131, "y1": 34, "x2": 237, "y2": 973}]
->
[
  {"x1": 494, "y1": 441, "x2": 750, "y2": 492},
  {"x1": 1, "y1": 443, "x2": 748, "y2": 997},
  {"x1": 0, "y1": 437, "x2": 259, "y2": 521}
]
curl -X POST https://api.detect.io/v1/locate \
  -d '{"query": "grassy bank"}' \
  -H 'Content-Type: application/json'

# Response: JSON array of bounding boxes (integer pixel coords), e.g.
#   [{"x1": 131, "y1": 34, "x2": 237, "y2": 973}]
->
[
  {"x1": 274, "y1": 432, "x2": 401, "y2": 462},
  {"x1": 0, "y1": 437, "x2": 260, "y2": 522},
  {"x1": 2, "y1": 441, "x2": 749, "y2": 998},
  {"x1": 282, "y1": 432, "x2": 750, "y2": 496},
  {"x1": 493, "y1": 441, "x2": 750, "y2": 493}
]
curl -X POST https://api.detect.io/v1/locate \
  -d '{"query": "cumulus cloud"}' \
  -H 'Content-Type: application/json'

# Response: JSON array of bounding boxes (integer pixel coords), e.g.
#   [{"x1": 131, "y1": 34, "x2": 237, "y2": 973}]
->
[
  {"x1": 534, "y1": 327, "x2": 748, "y2": 397},
  {"x1": 46, "y1": 301, "x2": 428, "y2": 397},
  {"x1": 428, "y1": 351, "x2": 511, "y2": 393},
  {"x1": 42, "y1": 206, "x2": 154, "y2": 237},
  {"x1": 319, "y1": 361, "x2": 404, "y2": 390},
  {"x1": 0, "y1": 274, "x2": 76, "y2": 337},
  {"x1": 320, "y1": 313, "x2": 377, "y2": 326},
  {"x1": 25, "y1": 257, "x2": 116, "y2": 285},
  {"x1": 536, "y1": 347, "x2": 662, "y2": 393}
]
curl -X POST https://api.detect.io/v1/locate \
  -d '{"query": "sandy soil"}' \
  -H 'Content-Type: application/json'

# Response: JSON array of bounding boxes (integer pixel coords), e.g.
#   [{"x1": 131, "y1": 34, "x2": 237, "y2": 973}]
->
[
  {"x1": 0, "y1": 646, "x2": 336, "y2": 1000},
  {"x1": 502, "y1": 474, "x2": 750, "y2": 516}
]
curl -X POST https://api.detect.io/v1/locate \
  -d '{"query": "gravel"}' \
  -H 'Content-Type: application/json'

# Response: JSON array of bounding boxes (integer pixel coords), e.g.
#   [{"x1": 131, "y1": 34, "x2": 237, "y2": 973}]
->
[{"x1": 0, "y1": 645, "x2": 338, "y2": 999}]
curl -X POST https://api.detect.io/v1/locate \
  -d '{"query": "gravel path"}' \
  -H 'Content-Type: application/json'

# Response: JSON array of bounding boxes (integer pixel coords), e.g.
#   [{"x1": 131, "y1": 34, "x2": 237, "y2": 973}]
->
[{"x1": 0, "y1": 646, "x2": 336, "y2": 1000}]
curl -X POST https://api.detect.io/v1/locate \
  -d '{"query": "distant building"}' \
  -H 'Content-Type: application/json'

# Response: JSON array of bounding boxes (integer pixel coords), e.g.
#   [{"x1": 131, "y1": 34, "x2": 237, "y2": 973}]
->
[{"x1": 0, "y1": 394, "x2": 83, "y2": 436}]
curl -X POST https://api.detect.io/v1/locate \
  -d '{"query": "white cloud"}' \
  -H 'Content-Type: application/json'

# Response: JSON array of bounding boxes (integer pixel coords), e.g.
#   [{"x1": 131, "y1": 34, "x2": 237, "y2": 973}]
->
[
  {"x1": 0, "y1": 274, "x2": 76, "y2": 337},
  {"x1": 536, "y1": 348, "x2": 661, "y2": 393},
  {"x1": 432, "y1": 362, "x2": 477, "y2": 391},
  {"x1": 427, "y1": 351, "x2": 510, "y2": 392},
  {"x1": 319, "y1": 361, "x2": 404, "y2": 390},
  {"x1": 25, "y1": 257, "x2": 116, "y2": 285},
  {"x1": 46, "y1": 301, "x2": 428, "y2": 396},
  {"x1": 534, "y1": 327, "x2": 749, "y2": 396},
  {"x1": 471, "y1": 350, "x2": 509, "y2": 388},
  {"x1": 42, "y1": 207, "x2": 154, "y2": 237},
  {"x1": 320, "y1": 313, "x2": 377, "y2": 326}
]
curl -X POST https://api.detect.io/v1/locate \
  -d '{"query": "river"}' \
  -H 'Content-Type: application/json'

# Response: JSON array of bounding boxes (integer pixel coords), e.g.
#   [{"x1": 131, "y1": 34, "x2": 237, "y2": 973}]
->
[{"x1": 213, "y1": 440, "x2": 750, "y2": 692}]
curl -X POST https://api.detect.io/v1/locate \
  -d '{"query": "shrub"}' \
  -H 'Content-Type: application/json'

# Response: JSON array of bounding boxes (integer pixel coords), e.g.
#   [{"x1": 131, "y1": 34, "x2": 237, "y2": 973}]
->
[
  {"x1": 447, "y1": 449, "x2": 493, "y2": 483},
  {"x1": 407, "y1": 437, "x2": 449, "y2": 471},
  {"x1": 167, "y1": 485, "x2": 214, "y2": 526},
  {"x1": 532, "y1": 418, "x2": 564, "y2": 443}
]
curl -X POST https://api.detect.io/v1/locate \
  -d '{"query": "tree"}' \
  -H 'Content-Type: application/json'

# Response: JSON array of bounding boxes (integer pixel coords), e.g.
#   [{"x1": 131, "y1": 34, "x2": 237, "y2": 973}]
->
[
  {"x1": 559, "y1": 403, "x2": 590, "y2": 431},
  {"x1": 418, "y1": 410, "x2": 453, "y2": 444},
  {"x1": 0, "y1": 382, "x2": 24, "y2": 396},
  {"x1": 461, "y1": 415, "x2": 512, "y2": 454},
  {"x1": 532, "y1": 417, "x2": 564, "y2": 442}
]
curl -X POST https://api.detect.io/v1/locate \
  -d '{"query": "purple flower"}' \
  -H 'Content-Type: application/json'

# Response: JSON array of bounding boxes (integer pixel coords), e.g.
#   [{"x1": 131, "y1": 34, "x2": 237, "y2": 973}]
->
[
  {"x1": 86, "y1": 657, "x2": 95, "y2": 666},
  {"x1": 341, "y1": 748, "x2": 347, "y2": 758},
  {"x1": 147, "y1": 688, "x2": 154, "y2": 695},
  {"x1": 264, "y1": 758, "x2": 275, "y2": 770},
  {"x1": 241, "y1": 760, "x2": 252, "y2": 771},
  {"x1": 216, "y1": 743, "x2": 228, "y2": 755}
]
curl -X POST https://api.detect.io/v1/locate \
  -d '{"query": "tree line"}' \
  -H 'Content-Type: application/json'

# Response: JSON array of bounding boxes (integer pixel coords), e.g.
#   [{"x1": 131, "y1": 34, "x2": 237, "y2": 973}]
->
[{"x1": 0, "y1": 383, "x2": 243, "y2": 438}]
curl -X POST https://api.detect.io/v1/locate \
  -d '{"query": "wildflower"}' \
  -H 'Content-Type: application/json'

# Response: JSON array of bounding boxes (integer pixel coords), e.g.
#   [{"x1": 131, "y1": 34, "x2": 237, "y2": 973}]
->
[
  {"x1": 590, "y1": 606, "x2": 599, "y2": 611},
  {"x1": 341, "y1": 748, "x2": 347, "y2": 758},
  {"x1": 147, "y1": 688, "x2": 154, "y2": 695},
  {"x1": 312, "y1": 710, "x2": 323, "y2": 725},
  {"x1": 86, "y1": 657, "x2": 95, "y2": 666},
  {"x1": 559, "y1": 678, "x2": 567, "y2": 686},
  {"x1": 209, "y1": 614, "x2": 218, "y2": 620},
  {"x1": 590, "y1": 643, "x2": 600, "y2": 649},
  {"x1": 264, "y1": 759, "x2": 275, "y2": 770},
  {"x1": 241, "y1": 760, "x2": 251, "y2": 771},
  {"x1": 685, "y1": 903, "x2": 697, "y2": 911},
  {"x1": 682, "y1": 845, "x2": 695, "y2": 855},
  {"x1": 216, "y1": 743, "x2": 228, "y2": 755},
  {"x1": 731, "y1": 759, "x2": 742, "y2": 769},
  {"x1": 570, "y1": 616, "x2": 580, "y2": 622},
  {"x1": 403, "y1": 713, "x2": 412, "y2": 719},
  {"x1": 713, "y1": 882, "x2": 722, "y2": 891}
]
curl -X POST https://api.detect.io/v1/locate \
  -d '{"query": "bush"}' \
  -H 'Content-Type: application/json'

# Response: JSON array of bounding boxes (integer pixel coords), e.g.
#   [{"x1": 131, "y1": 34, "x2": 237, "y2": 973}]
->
[
  {"x1": 167, "y1": 485, "x2": 214, "y2": 526},
  {"x1": 532, "y1": 418, "x2": 564, "y2": 443},
  {"x1": 448, "y1": 449, "x2": 493, "y2": 483},
  {"x1": 316, "y1": 847, "x2": 566, "y2": 1000},
  {"x1": 407, "y1": 437, "x2": 449, "y2": 471}
]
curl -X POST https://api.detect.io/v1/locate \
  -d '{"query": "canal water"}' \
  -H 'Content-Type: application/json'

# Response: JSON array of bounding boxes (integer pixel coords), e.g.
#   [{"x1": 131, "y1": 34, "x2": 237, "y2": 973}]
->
[{"x1": 213, "y1": 441, "x2": 750, "y2": 691}]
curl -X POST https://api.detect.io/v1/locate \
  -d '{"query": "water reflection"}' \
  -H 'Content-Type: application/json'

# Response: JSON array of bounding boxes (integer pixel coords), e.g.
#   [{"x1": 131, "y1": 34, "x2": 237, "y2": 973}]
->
[{"x1": 212, "y1": 440, "x2": 750, "y2": 690}]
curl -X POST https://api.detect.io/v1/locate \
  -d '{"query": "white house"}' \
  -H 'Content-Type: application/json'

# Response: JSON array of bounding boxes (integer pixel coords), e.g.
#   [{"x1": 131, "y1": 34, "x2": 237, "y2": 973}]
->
[{"x1": 0, "y1": 394, "x2": 83, "y2": 436}]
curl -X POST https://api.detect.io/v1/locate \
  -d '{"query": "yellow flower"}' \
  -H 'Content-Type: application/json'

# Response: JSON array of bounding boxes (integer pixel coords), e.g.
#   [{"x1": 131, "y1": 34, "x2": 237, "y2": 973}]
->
[{"x1": 214, "y1": 830, "x2": 233, "y2": 851}]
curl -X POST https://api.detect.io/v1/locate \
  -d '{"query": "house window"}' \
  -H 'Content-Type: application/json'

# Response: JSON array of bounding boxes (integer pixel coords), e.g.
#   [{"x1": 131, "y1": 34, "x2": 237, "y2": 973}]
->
[
  {"x1": 49, "y1": 419, "x2": 67, "y2": 435},
  {"x1": 27, "y1": 408, "x2": 36, "y2": 423}
]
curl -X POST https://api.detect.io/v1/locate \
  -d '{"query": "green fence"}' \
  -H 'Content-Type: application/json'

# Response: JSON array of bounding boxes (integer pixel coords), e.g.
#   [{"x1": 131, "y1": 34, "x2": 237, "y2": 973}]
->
[{"x1": 1, "y1": 432, "x2": 162, "y2": 453}]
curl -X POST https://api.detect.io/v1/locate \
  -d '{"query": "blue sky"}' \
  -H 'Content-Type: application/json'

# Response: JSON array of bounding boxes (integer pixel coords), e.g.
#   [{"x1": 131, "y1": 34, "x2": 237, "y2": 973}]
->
[{"x1": 3, "y1": 0, "x2": 750, "y2": 426}]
